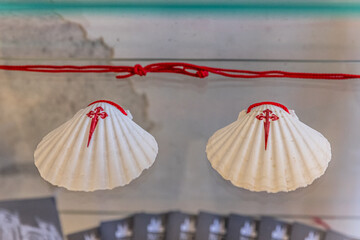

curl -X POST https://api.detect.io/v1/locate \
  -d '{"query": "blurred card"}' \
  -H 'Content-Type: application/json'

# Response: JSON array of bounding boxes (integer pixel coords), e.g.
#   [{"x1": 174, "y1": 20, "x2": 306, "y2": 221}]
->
[
  {"x1": 324, "y1": 230, "x2": 353, "y2": 240},
  {"x1": 100, "y1": 216, "x2": 134, "y2": 240},
  {"x1": 132, "y1": 213, "x2": 168, "y2": 240},
  {"x1": 195, "y1": 212, "x2": 228, "y2": 240},
  {"x1": 289, "y1": 222, "x2": 325, "y2": 240},
  {"x1": 165, "y1": 212, "x2": 197, "y2": 240},
  {"x1": 67, "y1": 227, "x2": 101, "y2": 240},
  {"x1": 258, "y1": 217, "x2": 291, "y2": 240},
  {"x1": 226, "y1": 214, "x2": 259, "y2": 240},
  {"x1": 0, "y1": 196, "x2": 63, "y2": 240}
]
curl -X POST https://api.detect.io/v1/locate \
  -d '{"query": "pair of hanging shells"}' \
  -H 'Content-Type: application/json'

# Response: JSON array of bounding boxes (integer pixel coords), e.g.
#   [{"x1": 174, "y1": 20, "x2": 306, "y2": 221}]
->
[{"x1": 34, "y1": 101, "x2": 331, "y2": 193}]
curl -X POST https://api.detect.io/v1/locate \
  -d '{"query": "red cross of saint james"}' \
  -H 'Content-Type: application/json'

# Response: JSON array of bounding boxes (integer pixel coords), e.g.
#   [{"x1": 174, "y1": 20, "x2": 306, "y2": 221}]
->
[
  {"x1": 86, "y1": 106, "x2": 108, "y2": 147},
  {"x1": 256, "y1": 109, "x2": 279, "y2": 150}
]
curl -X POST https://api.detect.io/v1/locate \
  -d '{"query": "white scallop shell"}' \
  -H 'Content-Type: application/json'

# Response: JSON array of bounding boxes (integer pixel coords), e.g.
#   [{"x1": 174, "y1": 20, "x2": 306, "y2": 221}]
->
[
  {"x1": 34, "y1": 101, "x2": 158, "y2": 191},
  {"x1": 206, "y1": 103, "x2": 331, "y2": 193}
]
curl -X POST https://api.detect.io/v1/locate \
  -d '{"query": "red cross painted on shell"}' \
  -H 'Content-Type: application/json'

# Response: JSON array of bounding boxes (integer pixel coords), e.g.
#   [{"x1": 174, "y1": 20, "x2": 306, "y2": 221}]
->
[
  {"x1": 256, "y1": 109, "x2": 279, "y2": 150},
  {"x1": 86, "y1": 107, "x2": 108, "y2": 147}
]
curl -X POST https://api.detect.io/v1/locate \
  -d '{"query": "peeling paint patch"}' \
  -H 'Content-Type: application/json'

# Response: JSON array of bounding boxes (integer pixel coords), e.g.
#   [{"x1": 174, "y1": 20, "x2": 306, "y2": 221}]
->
[{"x1": 0, "y1": 15, "x2": 151, "y2": 189}]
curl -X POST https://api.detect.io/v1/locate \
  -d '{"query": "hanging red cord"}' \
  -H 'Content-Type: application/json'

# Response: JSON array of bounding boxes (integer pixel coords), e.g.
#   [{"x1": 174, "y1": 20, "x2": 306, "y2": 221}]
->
[{"x1": 0, "y1": 62, "x2": 359, "y2": 80}]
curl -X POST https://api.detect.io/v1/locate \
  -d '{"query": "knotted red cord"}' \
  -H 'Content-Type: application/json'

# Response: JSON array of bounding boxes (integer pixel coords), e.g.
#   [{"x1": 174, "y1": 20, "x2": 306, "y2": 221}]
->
[{"x1": 0, "y1": 62, "x2": 359, "y2": 80}]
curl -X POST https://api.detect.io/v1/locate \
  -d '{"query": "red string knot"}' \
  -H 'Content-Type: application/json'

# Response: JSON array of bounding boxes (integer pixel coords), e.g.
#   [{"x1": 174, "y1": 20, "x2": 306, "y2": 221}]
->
[
  {"x1": 133, "y1": 64, "x2": 147, "y2": 76},
  {"x1": 197, "y1": 70, "x2": 209, "y2": 78}
]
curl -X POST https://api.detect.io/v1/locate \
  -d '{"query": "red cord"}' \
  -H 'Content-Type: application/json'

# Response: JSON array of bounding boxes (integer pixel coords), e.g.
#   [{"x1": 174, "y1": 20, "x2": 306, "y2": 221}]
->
[
  {"x1": 88, "y1": 100, "x2": 127, "y2": 116},
  {"x1": 0, "y1": 62, "x2": 359, "y2": 80},
  {"x1": 247, "y1": 102, "x2": 290, "y2": 113}
]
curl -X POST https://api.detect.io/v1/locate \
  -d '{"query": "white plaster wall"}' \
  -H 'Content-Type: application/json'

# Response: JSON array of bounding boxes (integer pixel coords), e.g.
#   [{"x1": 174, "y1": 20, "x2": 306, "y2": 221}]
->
[{"x1": 65, "y1": 14, "x2": 360, "y2": 60}]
